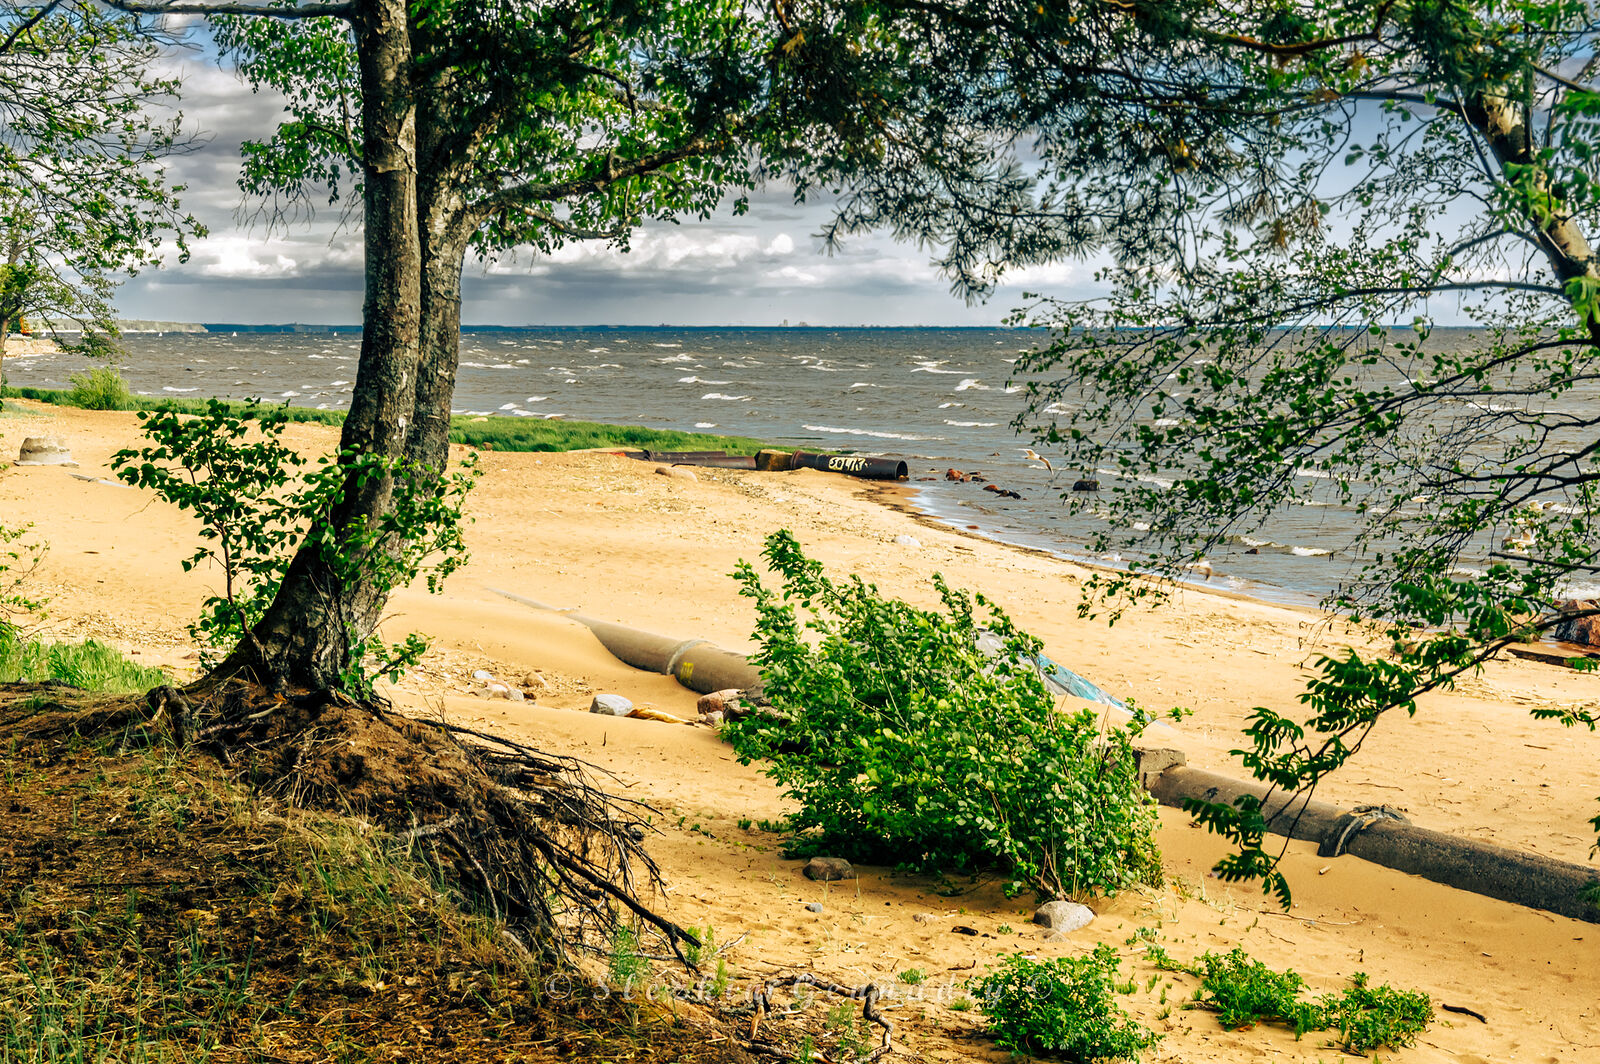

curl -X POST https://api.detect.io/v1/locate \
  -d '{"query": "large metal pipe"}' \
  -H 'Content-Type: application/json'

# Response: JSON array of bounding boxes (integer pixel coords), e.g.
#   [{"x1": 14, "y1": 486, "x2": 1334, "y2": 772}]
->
[
  {"x1": 790, "y1": 450, "x2": 909, "y2": 480},
  {"x1": 490, "y1": 589, "x2": 761, "y2": 695},
  {"x1": 1137, "y1": 749, "x2": 1600, "y2": 923}
]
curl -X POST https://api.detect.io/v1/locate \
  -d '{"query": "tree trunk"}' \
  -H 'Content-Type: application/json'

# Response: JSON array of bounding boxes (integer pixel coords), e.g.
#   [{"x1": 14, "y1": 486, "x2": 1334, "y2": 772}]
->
[
  {"x1": 213, "y1": 0, "x2": 421, "y2": 691},
  {"x1": 1466, "y1": 90, "x2": 1600, "y2": 343},
  {"x1": 410, "y1": 221, "x2": 468, "y2": 475},
  {"x1": 409, "y1": 90, "x2": 473, "y2": 476}
]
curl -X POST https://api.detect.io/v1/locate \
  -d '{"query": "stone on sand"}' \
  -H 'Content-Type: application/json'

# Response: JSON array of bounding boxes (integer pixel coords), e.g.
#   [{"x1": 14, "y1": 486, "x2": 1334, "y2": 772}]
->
[
  {"x1": 802, "y1": 856, "x2": 856, "y2": 882},
  {"x1": 1032, "y1": 900, "x2": 1094, "y2": 932}
]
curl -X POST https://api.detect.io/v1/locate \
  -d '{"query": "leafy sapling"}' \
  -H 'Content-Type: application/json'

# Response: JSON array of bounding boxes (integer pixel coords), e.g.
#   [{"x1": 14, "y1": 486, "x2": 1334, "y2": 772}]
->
[{"x1": 113, "y1": 399, "x2": 477, "y2": 693}]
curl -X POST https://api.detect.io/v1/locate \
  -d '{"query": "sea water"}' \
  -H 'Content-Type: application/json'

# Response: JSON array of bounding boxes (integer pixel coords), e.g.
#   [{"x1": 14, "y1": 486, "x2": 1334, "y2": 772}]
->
[{"x1": 13, "y1": 325, "x2": 1585, "y2": 608}]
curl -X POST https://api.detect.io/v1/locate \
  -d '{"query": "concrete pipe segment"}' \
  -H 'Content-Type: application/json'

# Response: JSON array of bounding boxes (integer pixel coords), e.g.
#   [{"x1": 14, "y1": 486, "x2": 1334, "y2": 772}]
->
[{"x1": 1136, "y1": 748, "x2": 1600, "y2": 923}]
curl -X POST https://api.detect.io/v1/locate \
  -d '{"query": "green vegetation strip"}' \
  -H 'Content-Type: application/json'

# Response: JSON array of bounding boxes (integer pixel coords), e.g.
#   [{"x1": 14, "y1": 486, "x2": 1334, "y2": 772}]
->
[
  {"x1": 2, "y1": 380, "x2": 767, "y2": 456},
  {"x1": 0, "y1": 634, "x2": 168, "y2": 692}
]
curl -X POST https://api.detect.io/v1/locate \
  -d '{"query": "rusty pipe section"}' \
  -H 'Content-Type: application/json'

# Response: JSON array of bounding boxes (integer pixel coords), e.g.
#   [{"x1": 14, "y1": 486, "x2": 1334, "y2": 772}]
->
[
  {"x1": 490, "y1": 589, "x2": 761, "y2": 695},
  {"x1": 1136, "y1": 749, "x2": 1600, "y2": 923},
  {"x1": 791, "y1": 450, "x2": 908, "y2": 480}
]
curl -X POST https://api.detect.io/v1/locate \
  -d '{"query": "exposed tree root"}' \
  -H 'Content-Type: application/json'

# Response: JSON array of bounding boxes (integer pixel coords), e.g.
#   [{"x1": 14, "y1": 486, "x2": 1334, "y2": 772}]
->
[
  {"x1": 36, "y1": 678, "x2": 700, "y2": 966},
  {"x1": 748, "y1": 974, "x2": 895, "y2": 1062}
]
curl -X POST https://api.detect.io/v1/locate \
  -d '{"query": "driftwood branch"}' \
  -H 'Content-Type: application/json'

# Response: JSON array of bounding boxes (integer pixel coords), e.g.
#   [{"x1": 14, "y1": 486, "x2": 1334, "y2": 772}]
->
[{"x1": 749, "y1": 974, "x2": 895, "y2": 1062}]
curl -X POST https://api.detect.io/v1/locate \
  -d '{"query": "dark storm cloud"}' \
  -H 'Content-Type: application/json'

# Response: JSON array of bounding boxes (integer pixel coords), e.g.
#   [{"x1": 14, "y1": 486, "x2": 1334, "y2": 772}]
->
[{"x1": 114, "y1": 40, "x2": 1082, "y2": 326}]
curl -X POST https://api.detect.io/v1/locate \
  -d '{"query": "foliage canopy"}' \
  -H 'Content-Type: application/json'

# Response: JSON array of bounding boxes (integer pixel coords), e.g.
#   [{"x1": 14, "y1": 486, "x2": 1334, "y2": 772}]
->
[
  {"x1": 992, "y1": 0, "x2": 1600, "y2": 899},
  {"x1": 726, "y1": 530, "x2": 1161, "y2": 899}
]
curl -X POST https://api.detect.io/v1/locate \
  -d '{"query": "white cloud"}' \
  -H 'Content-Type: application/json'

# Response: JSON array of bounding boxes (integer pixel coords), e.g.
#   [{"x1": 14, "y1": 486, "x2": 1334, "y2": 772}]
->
[{"x1": 111, "y1": 29, "x2": 1098, "y2": 325}]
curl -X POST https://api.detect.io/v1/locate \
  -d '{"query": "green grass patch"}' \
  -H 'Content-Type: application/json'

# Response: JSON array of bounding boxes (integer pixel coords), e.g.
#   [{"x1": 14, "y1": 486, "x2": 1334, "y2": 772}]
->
[
  {"x1": 1170, "y1": 947, "x2": 1433, "y2": 1055},
  {"x1": 0, "y1": 634, "x2": 169, "y2": 692},
  {"x1": 3, "y1": 383, "x2": 766, "y2": 453},
  {"x1": 447, "y1": 416, "x2": 765, "y2": 455}
]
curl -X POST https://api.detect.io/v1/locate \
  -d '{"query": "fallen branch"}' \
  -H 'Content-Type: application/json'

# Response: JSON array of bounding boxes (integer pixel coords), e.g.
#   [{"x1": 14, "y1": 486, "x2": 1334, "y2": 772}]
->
[{"x1": 749, "y1": 974, "x2": 894, "y2": 1062}]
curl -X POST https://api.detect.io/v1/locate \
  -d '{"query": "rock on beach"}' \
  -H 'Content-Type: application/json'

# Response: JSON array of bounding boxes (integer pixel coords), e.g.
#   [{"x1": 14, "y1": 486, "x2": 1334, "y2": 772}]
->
[
  {"x1": 801, "y1": 856, "x2": 856, "y2": 882},
  {"x1": 1032, "y1": 900, "x2": 1094, "y2": 932},
  {"x1": 590, "y1": 693, "x2": 634, "y2": 715}
]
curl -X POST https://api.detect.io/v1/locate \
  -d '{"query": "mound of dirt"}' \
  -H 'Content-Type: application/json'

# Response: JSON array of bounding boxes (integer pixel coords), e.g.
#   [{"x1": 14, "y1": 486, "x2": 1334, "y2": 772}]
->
[{"x1": 0, "y1": 682, "x2": 753, "y2": 1063}]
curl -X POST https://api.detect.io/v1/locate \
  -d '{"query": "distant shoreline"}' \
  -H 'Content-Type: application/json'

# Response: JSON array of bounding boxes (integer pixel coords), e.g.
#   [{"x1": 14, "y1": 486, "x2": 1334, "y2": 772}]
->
[{"x1": 44, "y1": 321, "x2": 1488, "y2": 334}]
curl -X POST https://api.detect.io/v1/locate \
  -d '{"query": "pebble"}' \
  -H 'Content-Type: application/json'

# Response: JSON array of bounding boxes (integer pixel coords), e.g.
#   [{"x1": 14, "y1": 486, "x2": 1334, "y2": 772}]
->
[
  {"x1": 655, "y1": 465, "x2": 697, "y2": 481},
  {"x1": 893, "y1": 534, "x2": 921, "y2": 548},
  {"x1": 590, "y1": 693, "x2": 634, "y2": 715},
  {"x1": 805, "y1": 902, "x2": 824, "y2": 913}
]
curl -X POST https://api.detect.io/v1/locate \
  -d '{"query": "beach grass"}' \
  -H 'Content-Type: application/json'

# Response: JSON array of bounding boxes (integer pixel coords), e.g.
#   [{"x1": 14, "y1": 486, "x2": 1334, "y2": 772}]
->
[
  {"x1": 0, "y1": 634, "x2": 170, "y2": 692},
  {"x1": 1, "y1": 384, "x2": 766, "y2": 454}
]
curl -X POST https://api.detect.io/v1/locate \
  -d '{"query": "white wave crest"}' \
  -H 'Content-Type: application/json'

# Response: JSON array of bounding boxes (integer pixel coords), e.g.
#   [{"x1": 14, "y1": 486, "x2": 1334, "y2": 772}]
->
[{"x1": 802, "y1": 424, "x2": 938, "y2": 441}]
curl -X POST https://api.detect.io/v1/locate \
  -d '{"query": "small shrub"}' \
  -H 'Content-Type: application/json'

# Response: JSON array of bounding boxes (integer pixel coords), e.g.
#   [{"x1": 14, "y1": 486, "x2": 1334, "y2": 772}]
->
[
  {"x1": 1321, "y1": 972, "x2": 1432, "y2": 1054},
  {"x1": 897, "y1": 968, "x2": 926, "y2": 985},
  {"x1": 64, "y1": 365, "x2": 133, "y2": 410},
  {"x1": 606, "y1": 925, "x2": 647, "y2": 990},
  {"x1": 970, "y1": 947, "x2": 1159, "y2": 1062},
  {"x1": 112, "y1": 399, "x2": 475, "y2": 695},
  {"x1": 726, "y1": 530, "x2": 1160, "y2": 898},
  {"x1": 1191, "y1": 948, "x2": 1322, "y2": 1036},
  {"x1": 709, "y1": 957, "x2": 733, "y2": 999},
  {"x1": 683, "y1": 924, "x2": 715, "y2": 968},
  {"x1": 0, "y1": 522, "x2": 46, "y2": 640},
  {"x1": 1187, "y1": 948, "x2": 1432, "y2": 1052}
]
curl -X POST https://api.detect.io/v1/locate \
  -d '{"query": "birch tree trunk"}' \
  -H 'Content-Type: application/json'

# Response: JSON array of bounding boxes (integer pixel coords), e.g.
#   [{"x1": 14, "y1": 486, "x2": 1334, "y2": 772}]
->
[{"x1": 216, "y1": 0, "x2": 421, "y2": 690}]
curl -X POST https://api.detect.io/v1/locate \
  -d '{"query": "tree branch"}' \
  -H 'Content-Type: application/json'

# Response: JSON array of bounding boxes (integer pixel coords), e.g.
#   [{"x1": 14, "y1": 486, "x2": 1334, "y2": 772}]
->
[{"x1": 104, "y1": 0, "x2": 352, "y2": 20}]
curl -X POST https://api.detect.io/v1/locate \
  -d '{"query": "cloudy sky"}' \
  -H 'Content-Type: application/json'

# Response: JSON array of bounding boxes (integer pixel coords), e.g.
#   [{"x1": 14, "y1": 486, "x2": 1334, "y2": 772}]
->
[{"x1": 115, "y1": 35, "x2": 1097, "y2": 328}]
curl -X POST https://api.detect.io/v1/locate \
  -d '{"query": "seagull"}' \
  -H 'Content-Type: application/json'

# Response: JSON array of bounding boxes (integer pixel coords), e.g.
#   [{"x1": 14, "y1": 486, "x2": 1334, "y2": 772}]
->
[{"x1": 1020, "y1": 447, "x2": 1054, "y2": 471}]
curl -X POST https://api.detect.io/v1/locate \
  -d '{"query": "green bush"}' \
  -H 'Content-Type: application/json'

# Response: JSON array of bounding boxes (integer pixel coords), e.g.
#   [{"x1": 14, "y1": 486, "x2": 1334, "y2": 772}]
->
[
  {"x1": 1319, "y1": 972, "x2": 1433, "y2": 1054},
  {"x1": 725, "y1": 530, "x2": 1161, "y2": 898},
  {"x1": 1185, "y1": 948, "x2": 1432, "y2": 1053},
  {"x1": 1188, "y1": 948, "x2": 1322, "y2": 1036},
  {"x1": 970, "y1": 947, "x2": 1159, "y2": 1062},
  {"x1": 64, "y1": 365, "x2": 134, "y2": 410}
]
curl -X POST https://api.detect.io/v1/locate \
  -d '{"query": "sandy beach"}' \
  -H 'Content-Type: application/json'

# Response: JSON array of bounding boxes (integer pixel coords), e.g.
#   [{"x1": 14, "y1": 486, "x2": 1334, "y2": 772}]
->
[{"x1": 4, "y1": 397, "x2": 1600, "y2": 1062}]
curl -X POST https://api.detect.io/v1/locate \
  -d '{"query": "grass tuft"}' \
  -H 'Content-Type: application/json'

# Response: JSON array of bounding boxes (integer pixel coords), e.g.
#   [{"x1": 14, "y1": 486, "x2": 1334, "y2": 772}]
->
[
  {"x1": 0, "y1": 634, "x2": 168, "y2": 692},
  {"x1": 2, "y1": 385, "x2": 766, "y2": 454},
  {"x1": 63, "y1": 366, "x2": 135, "y2": 411}
]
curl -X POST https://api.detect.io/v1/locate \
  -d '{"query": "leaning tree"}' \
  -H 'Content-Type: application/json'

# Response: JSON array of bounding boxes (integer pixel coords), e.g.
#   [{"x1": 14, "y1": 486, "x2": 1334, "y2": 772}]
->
[
  {"x1": 1002, "y1": 0, "x2": 1600, "y2": 900},
  {"x1": 0, "y1": 1, "x2": 201, "y2": 402},
  {"x1": 106, "y1": 0, "x2": 1242, "y2": 693}
]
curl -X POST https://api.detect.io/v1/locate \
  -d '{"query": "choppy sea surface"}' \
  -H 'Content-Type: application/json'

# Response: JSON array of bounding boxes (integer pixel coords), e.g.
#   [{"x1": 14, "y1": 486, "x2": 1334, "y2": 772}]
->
[{"x1": 11, "y1": 325, "x2": 1558, "y2": 608}]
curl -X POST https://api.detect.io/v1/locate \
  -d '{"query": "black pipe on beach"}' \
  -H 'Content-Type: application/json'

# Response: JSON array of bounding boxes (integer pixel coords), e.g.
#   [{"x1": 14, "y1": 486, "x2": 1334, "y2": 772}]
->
[
  {"x1": 789, "y1": 451, "x2": 909, "y2": 480},
  {"x1": 1136, "y1": 749, "x2": 1600, "y2": 923}
]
